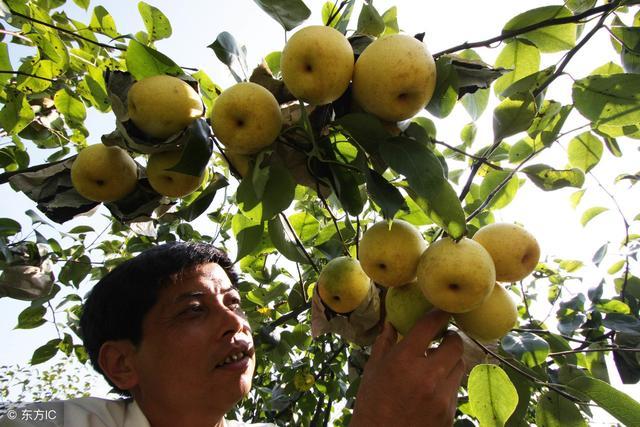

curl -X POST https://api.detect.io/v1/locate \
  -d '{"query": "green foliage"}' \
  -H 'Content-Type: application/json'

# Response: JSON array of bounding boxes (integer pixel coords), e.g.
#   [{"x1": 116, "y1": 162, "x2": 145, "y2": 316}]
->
[{"x1": 0, "y1": 1, "x2": 639, "y2": 425}]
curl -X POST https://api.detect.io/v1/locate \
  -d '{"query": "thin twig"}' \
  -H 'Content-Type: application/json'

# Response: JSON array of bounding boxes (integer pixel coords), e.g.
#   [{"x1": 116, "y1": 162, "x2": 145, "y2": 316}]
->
[
  {"x1": 434, "y1": 2, "x2": 620, "y2": 58},
  {"x1": 434, "y1": 139, "x2": 503, "y2": 170},
  {"x1": 548, "y1": 347, "x2": 640, "y2": 357},
  {"x1": 280, "y1": 213, "x2": 320, "y2": 273},
  {"x1": 7, "y1": 8, "x2": 126, "y2": 51},
  {"x1": 0, "y1": 70, "x2": 56, "y2": 82}
]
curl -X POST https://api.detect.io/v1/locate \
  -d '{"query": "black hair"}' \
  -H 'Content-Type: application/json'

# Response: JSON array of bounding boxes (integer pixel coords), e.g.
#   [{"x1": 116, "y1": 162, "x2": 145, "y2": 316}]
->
[{"x1": 79, "y1": 241, "x2": 238, "y2": 396}]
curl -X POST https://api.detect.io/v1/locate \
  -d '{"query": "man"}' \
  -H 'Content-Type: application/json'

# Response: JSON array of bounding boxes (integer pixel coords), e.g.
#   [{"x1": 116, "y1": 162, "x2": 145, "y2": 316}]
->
[{"x1": 2, "y1": 242, "x2": 464, "y2": 426}]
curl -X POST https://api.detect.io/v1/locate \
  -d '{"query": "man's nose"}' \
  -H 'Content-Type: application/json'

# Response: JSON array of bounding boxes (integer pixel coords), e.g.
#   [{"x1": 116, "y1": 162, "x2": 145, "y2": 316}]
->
[{"x1": 216, "y1": 305, "x2": 246, "y2": 339}]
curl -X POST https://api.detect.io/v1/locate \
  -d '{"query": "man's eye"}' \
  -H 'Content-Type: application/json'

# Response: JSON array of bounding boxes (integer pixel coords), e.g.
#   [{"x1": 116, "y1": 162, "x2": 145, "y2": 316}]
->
[
  {"x1": 183, "y1": 304, "x2": 205, "y2": 314},
  {"x1": 228, "y1": 295, "x2": 242, "y2": 308}
]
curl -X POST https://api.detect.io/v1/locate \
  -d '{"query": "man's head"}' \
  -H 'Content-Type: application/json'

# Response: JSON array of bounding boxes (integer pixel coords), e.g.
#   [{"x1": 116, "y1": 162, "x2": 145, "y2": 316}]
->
[{"x1": 79, "y1": 242, "x2": 255, "y2": 415}]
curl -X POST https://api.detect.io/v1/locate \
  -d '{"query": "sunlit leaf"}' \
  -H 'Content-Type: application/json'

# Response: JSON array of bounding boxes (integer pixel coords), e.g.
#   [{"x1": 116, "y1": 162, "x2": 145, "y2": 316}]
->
[
  {"x1": 493, "y1": 94, "x2": 537, "y2": 142},
  {"x1": 522, "y1": 164, "x2": 585, "y2": 191},
  {"x1": 502, "y1": 332, "x2": 550, "y2": 367},
  {"x1": 503, "y1": 6, "x2": 576, "y2": 53},
  {"x1": 581, "y1": 207, "x2": 608, "y2": 227},
  {"x1": 568, "y1": 132, "x2": 603, "y2": 173},
  {"x1": 126, "y1": 39, "x2": 182, "y2": 80},
  {"x1": 493, "y1": 40, "x2": 540, "y2": 97},
  {"x1": 138, "y1": 2, "x2": 172, "y2": 41},
  {"x1": 357, "y1": 3, "x2": 384, "y2": 37},
  {"x1": 90, "y1": 5, "x2": 118, "y2": 38},
  {"x1": 54, "y1": 88, "x2": 86, "y2": 126},
  {"x1": 468, "y1": 364, "x2": 519, "y2": 427},
  {"x1": 426, "y1": 56, "x2": 458, "y2": 119},
  {"x1": 567, "y1": 376, "x2": 640, "y2": 426},
  {"x1": 573, "y1": 73, "x2": 640, "y2": 127}
]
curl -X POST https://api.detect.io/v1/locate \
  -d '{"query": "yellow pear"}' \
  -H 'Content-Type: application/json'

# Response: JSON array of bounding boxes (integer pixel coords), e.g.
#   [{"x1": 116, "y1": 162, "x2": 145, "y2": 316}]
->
[
  {"x1": 146, "y1": 149, "x2": 205, "y2": 198},
  {"x1": 224, "y1": 151, "x2": 252, "y2": 178},
  {"x1": 416, "y1": 237, "x2": 496, "y2": 313},
  {"x1": 210, "y1": 82, "x2": 282, "y2": 155},
  {"x1": 317, "y1": 256, "x2": 371, "y2": 313},
  {"x1": 359, "y1": 219, "x2": 427, "y2": 287},
  {"x1": 385, "y1": 281, "x2": 433, "y2": 336},
  {"x1": 352, "y1": 34, "x2": 436, "y2": 122},
  {"x1": 473, "y1": 222, "x2": 541, "y2": 282},
  {"x1": 71, "y1": 144, "x2": 138, "y2": 202},
  {"x1": 127, "y1": 75, "x2": 203, "y2": 139},
  {"x1": 454, "y1": 283, "x2": 518, "y2": 342},
  {"x1": 281, "y1": 25, "x2": 354, "y2": 105}
]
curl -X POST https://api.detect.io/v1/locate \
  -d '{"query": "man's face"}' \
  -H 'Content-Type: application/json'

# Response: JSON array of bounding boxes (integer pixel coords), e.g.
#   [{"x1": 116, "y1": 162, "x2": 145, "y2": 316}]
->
[{"x1": 130, "y1": 262, "x2": 255, "y2": 412}]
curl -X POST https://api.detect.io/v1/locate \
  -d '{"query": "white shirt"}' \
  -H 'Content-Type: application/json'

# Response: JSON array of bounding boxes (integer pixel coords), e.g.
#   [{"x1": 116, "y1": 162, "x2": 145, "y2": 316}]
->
[{"x1": 0, "y1": 397, "x2": 274, "y2": 427}]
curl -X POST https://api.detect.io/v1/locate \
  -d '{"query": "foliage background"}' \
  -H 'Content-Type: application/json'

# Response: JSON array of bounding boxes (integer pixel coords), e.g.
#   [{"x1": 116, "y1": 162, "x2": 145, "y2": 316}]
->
[{"x1": 1, "y1": 0, "x2": 640, "y2": 425}]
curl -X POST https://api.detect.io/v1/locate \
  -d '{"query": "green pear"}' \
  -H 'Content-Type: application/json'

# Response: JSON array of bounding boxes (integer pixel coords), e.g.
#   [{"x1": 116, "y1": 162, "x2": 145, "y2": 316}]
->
[{"x1": 385, "y1": 281, "x2": 433, "y2": 336}]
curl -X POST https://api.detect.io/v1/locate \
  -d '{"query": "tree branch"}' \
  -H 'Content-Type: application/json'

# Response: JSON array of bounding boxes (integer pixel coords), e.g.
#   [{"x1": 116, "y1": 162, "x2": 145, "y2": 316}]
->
[
  {"x1": 434, "y1": 2, "x2": 620, "y2": 58},
  {"x1": 0, "y1": 70, "x2": 56, "y2": 82},
  {"x1": 280, "y1": 213, "x2": 321, "y2": 273},
  {"x1": 434, "y1": 139, "x2": 503, "y2": 170},
  {"x1": 6, "y1": 8, "x2": 126, "y2": 52},
  {"x1": 532, "y1": 4, "x2": 614, "y2": 97}
]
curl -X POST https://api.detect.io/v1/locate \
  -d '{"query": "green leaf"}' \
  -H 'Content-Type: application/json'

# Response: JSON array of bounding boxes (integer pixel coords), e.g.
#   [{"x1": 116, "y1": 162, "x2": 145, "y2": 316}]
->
[
  {"x1": 459, "y1": 49, "x2": 489, "y2": 120},
  {"x1": 596, "y1": 299, "x2": 631, "y2": 315},
  {"x1": 460, "y1": 122, "x2": 477, "y2": 147},
  {"x1": 69, "y1": 225, "x2": 94, "y2": 234},
  {"x1": 591, "y1": 61, "x2": 624, "y2": 76},
  {"x1": 380, "y1": 137, "x2": 466, "y2": 238},
  {"x1": 580, "y1": 207, "x2": 608, "y2": 227},
  {"x1": 191, "y1": 69, "x2": 222, "y2": 114},
  {"x1": 501, "y1": 66, "x2": 555, "y2": 99},
  {"x1": 535, "y1": 391, "x2": 587, "y2": 427},
  {"x1": 16, "y1": 305, "x2": 47, "y2": 329},
  {"x1": 572, "y1": 73, "x2": 640, "y2": 127},
  {"x1": 522, "y1": 164, "x2": 585, "y2": 191},
  {"x1": 493, "y1": 94, "x2": 537, "y2": 142},
  {"x1": 322, "y1": 1, "x2": 342, "y2": 27},
  {"x1": 78, "y1": 65, "x2": 110, "y2": 112},
  {"x1": 264, "y1": 51, "x2": 282, "y2": 76},
  {"x1": 479, "y1": 170, "x2": 520, "y2": 210},
  {"x1": 559, "y1": 259, "x2": 584, "y2": 272},
  {"x1": 0, "y1": 217, "x2": 21, "y2": 236},
  {"x1": 125, "y1": 39, "x2": 182, "y2": 80},
  {"x1": 602, "y1": 313, "x2": 640, "y2": 335},
  {"x1": 336, "y1": 113, "x2": 390, "y2": 155},
  {"x1": 177, "y1": 174, "x2": 229, "y2": 221},
  {"x1": 267, "y1": 216, "x2": 309, "y2": 264},
  {"x1": 568, "y1": 131, "x2": 603, "y2": 173},
  {"x1": 72, "y1": 0, "x2": 90, "y2": 10},
  {"x1": 261, "y1": 162, "x2": 296, "y2": 221},
  {"x1": 89, "y1": 5, "x2": 118, "y2": 38},
  {"x1": 426, "y1": 56, "x2": 458, "y2": 119},
  {"x1": 509, "y1": 137, "x2": 534, "y2": 163},
  {"x1": 468, "y1": 364, "x2": 519, "y2": 427},
  {"x1": 167, "y1": 119, "x2": 213, "y2": 177},
  {"x1": 570, "y1": 189, "x2": 585, "y2": 209},
  {"x1": 138, "y1": 2, "x2": 172, "y2": 42},
  {"x1": 288, "y1": 212, "x2": 319, "y2": 243},
  {"x1": 232, "y1": 213, "x2": 263, "y2": 262},
  {"x1": 328, "y1": 164, "x2": 365, "y2": 216},
  {"x1": 0, "y1": 94, "x2": 35, "y2": 135},
  {"x1": 0, "y1": 42, "x2": 12, "y2": 85},
  {"x1": 365, "y1": 168, "x2": 407, "y2": 220},
  {"x1": 567, "y1": 376, "x2": 640, "y2": 426},
  {"x1": 493, "y1": 40, "x2": 541, "y2": 97},
  {"x1": 381, "y1": 6, "x2": 399, "y2": 36},
  {"x1": 357, "y1": 3, "x2": 385, "y2": 37},
  {"x1": 503, "y1": 6, "x2": 576, "y2": 53},
  {"x1": 502, "y1": 332, "x2": 550, "y2": 367},
  {"x1": 566, "y1": 0, "x2": 596, "y2": 13},
  {"x1": 608, "y1": 260, "x2": 625, "y2": 275},
  {"x1": 16, "y1": 59, "x2": 62, "y2": 93},
  {"x1": 59, "y1": 256, "x2": 92, "y2": 287},
  {"x1": 252, "y1": 0, "x2": 311, "y2": 31},
  {"x1": 31, "y1": 338, "x2": 61, "y2": 365},
  {"x1": 54, "y1": 88, "x2": 86, "y2": 126}
]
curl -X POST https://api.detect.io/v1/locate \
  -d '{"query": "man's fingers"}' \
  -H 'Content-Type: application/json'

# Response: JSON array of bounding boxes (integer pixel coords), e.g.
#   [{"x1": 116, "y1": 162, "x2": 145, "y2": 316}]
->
[
  {"x1": 427, "y1": 331, "x2": 464, "y2": 375},
  {"x1": 400, "y1": 309, "x2": 451, "y2": 356},
  {"x1": 370, "y1": 321, "x2": 397, "y2": 363}
]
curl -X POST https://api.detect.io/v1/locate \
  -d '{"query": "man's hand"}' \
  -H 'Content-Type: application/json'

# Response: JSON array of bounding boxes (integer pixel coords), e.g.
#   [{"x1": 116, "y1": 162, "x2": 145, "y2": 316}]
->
[{"x1": 350, "y1": 309, "x2": 465, "y2": 427}]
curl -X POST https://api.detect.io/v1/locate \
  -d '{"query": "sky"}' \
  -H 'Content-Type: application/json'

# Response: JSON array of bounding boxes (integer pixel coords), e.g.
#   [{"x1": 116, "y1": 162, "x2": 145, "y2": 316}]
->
[{"x1": 1, "y1": 0, "x2": 639, "y2": 422}]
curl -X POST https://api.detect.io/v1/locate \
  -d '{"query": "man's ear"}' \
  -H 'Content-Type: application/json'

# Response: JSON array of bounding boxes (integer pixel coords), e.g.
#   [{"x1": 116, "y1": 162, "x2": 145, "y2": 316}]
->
[{"x1": 98, "y1": 340, "x2": 139, "y2": 391}]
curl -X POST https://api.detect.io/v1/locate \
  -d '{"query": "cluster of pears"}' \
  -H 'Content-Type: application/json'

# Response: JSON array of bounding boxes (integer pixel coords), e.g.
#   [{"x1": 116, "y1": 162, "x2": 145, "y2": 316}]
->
[
  {"x1": 71, "y1": 75, "x2": 207, "y2": 202},
  {"x1": 209, "y1": 25, "x2": 437, "y2": 172},
  {"x1": 317, "y1": 220, "x2": 540, "y2": 343}
]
